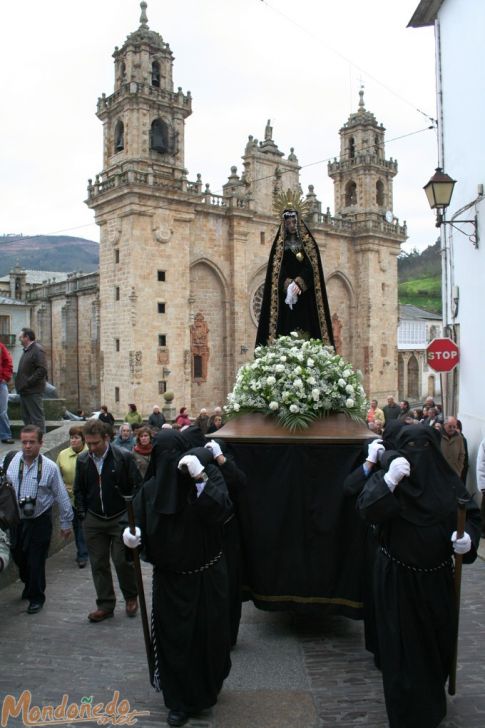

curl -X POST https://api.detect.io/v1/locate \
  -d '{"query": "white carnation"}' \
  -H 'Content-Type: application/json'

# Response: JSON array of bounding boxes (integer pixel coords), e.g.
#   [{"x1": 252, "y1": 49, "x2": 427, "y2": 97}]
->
[
  {"x1": 345, "y1": 384, "x2": 354, "y2": 394},
  {"x1": 346, "y1": 398, "x2": 355, "y2": 408},
  {"x1": 289, "y1": 404, "x2": 299, "y2": 413},
  {"x1": 343, "y1": 369, "x2": 352, "y2": 378},
  {"x1": 266, "y1": 376, "x2": 276, "y2": 386},
  {"x1": 293, "y1": 378, "x2": 303, "y2": 389},
  {"x1": 338, "y1": 379, "x2": 346, "y2": 388},
  {"x1": 307, "y1": 358, "x2": 314, "y2": 367},
  {"x1": 275, "y1": 364, "x2": 285, "y2": 373},
  {"x1": 233, "y1": 402, "x2": 240, "y2": 411},
  {"x1": 269, "y1": 401, "x2": 279, "y2": 411}
]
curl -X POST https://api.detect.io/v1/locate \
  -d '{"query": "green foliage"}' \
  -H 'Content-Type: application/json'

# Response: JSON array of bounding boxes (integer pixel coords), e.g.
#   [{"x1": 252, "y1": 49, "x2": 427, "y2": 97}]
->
[
  {"x1": 398, "y1": 240, "x2": 440, "y2": 282},
  {"x1": 398, "y1": 275, "x2": 442, "y2": 314}
]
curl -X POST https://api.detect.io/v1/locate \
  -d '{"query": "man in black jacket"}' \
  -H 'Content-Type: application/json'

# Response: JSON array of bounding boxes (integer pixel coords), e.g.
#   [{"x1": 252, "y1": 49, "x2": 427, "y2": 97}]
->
[
  {"x1": 74, "y1": 419, "x2": 141, "y2": 622},
  {"x1": 16, "y1": 328, "x2": 48, "y2": 432}
]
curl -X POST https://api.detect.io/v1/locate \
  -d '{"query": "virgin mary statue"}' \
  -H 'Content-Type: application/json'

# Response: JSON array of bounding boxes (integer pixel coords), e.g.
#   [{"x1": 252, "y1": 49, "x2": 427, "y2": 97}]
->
[{"x1": 255, "y1": 194, "x2": 334, "y2": 348}]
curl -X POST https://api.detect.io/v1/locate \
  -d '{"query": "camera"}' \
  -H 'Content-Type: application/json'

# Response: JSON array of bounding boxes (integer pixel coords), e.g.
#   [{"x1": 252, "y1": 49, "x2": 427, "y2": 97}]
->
[{"x1": 19, "y1": 496, "x2": 37, "y2": 518}]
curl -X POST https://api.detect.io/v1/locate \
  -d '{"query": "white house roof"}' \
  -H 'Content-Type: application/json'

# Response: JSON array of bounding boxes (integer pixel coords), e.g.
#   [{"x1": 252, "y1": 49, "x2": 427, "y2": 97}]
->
[
  {"x1": 399, "y1": 304, "x2": 442, "y2": 321},
  {"x1": 408, "y1": 0, "x2": 444, "y2": 27},
  {"x1": 0, "y1": 270, "x2": 69, "y2": 285},
  {"x1": 0, "y1": 296, "x2": 27, "y2": 306}
]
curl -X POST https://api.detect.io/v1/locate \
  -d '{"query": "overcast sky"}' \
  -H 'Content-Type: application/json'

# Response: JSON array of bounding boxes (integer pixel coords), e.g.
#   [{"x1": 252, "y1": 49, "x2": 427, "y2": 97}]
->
[{"x1": 1, "y1": 0, "x2": 438, "y2": 252}]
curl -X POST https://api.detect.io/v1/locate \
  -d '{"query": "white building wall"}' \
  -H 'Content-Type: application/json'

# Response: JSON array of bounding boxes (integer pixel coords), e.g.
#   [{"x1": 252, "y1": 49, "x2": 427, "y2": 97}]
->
[{"x1": 436, "y1": 0, "x2": 485, "y2": 486}]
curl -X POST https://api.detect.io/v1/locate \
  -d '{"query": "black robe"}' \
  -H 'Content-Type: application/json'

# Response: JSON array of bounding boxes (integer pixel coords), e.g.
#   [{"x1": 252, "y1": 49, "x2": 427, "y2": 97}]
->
[
  {"x1": 217, "y1": 450, "x2": 247, "y2": 647},
  {"x1": 255, "y1": 218, "x2": 334, "y2": 347},
  {"x1": 134, "y1": 433, "x2": 233, "y2": 713},
  {"x1": 357, "y1": 425, "x2": 481, "y2": 728}
]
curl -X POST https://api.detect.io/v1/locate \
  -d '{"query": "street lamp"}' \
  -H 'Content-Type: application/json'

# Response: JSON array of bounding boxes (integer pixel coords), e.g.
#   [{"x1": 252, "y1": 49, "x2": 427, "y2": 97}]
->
[{"x1": 423, "y1": 167, "x2": 478, "y2": 247}]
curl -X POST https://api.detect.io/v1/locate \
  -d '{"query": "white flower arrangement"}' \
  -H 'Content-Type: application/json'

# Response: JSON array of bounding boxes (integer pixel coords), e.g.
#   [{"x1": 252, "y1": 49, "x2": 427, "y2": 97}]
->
[{"x1": 225, "y1": 332, "x2": 368, "y2": 430}]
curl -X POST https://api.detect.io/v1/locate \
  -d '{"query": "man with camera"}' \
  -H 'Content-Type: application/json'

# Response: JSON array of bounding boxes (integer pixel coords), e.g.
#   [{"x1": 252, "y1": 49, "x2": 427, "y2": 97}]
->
[{"x1": 5, "y1": 425, "x2": 73, "y2": 614}]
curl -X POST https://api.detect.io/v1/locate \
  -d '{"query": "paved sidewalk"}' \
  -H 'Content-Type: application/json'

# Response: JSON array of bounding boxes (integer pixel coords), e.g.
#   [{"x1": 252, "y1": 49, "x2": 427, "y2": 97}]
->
[{"x1": 0, "y1": 542, "x2": 484, "y2": 727}]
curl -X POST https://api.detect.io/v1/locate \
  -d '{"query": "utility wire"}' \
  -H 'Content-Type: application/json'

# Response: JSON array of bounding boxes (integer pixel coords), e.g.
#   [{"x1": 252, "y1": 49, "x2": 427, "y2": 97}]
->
[
  {"x1": 3, "y1": 125, "x2": 434, "y2": 246},
  {"x1": 258, "y1": 0, "x2": 436, "y2": 126}
]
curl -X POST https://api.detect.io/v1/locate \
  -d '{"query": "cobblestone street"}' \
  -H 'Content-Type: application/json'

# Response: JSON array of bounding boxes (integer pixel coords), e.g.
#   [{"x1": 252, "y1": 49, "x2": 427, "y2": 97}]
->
[{"x1": 0, "y1": 540, "x2": 484, "y2": 727}]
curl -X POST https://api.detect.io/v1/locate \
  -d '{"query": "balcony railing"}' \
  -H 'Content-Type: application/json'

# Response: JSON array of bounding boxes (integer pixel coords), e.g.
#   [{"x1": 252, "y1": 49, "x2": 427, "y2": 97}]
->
[{"x1": 0, "y1": 334, "x2": 16, "y2": 348}]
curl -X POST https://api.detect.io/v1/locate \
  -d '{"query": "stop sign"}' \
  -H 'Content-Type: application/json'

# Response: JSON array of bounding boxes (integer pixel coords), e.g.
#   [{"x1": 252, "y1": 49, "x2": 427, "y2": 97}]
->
[{"x1": 426, "y1": 337, "x2": 460, "y2": 372}]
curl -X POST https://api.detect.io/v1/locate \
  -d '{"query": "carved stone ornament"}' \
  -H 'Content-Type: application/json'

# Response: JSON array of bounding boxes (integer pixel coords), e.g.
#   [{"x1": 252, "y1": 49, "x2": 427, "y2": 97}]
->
[
  {"x1": 152, "y1": 212, "x2": 173, "y2": 244},
  {"x1": 108, "y1": 218, "x2": 122, "y2": 246}
]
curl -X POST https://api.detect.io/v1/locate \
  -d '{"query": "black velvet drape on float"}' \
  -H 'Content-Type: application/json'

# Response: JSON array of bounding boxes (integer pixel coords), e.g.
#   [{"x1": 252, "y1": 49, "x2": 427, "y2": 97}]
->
[{"x1": 231, "y1": 442, "x2": 367, "y2": 617}]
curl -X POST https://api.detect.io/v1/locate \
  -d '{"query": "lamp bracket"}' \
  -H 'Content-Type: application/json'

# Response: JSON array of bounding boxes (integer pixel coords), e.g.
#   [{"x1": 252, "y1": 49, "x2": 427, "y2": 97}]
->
[{"x1": 436, "y1": 213, "x2": 479, "y2": 248}]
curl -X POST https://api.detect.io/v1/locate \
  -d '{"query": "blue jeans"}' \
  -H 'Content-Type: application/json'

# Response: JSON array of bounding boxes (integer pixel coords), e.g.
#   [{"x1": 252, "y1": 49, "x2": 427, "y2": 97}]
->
[{"x1": 0, "y1": 381, "x2": 12, "y2": 440}]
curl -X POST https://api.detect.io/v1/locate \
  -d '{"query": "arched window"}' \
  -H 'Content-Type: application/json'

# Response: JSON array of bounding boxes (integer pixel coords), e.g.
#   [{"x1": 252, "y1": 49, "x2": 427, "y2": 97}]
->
[
  {"x1": 151, "y1": 61, "x2": 160, "y2": 87},
  {"x1": 114, "y1": 120, "x2": 124, "y2": 152},
  {"x1": 376, "y1": 180, "x2": 384, "y2": 206},
  {"x1": 374, "y1": 134, "x2": 380, "y2": 156},
  {"x1": 120, "y1": 62, "x2": 126, "y2": 81},
  {"x1": 345, "y1": 181, "x2": 357, "y2": 206},
  {"x1": 348, "y1": 137, "x2": 355, "y2": 159},
  {"x1": 193, "y1": 354, "x2": 203, "y2": 379},
  {"x1": 150, "y1": 118, "x2": 169, "y2": 154},
  {"x1": 407, "y1": 355, "x2": 419, "y2": 400}
]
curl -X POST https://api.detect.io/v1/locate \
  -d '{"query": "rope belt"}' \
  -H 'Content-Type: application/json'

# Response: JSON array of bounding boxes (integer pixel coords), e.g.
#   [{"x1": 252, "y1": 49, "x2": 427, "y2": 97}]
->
[
  {"x1": 176, "y1": 550, "x2": 223, "y2": 576},
  {"x1": 380, "y1": 545, "x2": 453, "y2": 574}
]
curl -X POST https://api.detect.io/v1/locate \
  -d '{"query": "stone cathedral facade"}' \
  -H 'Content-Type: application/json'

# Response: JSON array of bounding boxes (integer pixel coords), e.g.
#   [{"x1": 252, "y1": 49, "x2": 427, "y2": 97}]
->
[{"x1": 85, "y1": 5, "x2": 406, "y2": 417}]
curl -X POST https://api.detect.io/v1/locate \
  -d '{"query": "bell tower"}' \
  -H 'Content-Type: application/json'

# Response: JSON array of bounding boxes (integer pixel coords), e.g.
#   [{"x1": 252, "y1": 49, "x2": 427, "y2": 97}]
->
[
  {"x1": 86, "y1": 2, "x2": 195, "y2": 416},
  {"x1": 326, "y1": 89, "x2": 406, "y2": 400},
  {"x1": 96, "y1": 0, "x2": 191, "y2": 183},
  {"x1": 329, "y1": 87, "x2": 397, "y2": 218}
]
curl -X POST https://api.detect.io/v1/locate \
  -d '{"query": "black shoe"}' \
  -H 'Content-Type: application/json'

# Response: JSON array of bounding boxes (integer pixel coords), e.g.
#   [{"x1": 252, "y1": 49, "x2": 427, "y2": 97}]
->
[
  {"x1": 167, "y1": 710, "x2": 190, "y2": 727},
  {"x1": 77, "y1": 559, "x2": 88, "y2": 569},
  {"x1": 27, "y1": 602, "x2": 43, "y2": 614},
  {"x1": 1, "y1": 438, "x2": 14, "y2": 444}
]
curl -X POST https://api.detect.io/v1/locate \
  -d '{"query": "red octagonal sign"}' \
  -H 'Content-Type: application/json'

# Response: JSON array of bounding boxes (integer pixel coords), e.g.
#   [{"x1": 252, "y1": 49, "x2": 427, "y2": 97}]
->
[{"x1": 426, "y1": 337, "x2": 460, "y2": 373}]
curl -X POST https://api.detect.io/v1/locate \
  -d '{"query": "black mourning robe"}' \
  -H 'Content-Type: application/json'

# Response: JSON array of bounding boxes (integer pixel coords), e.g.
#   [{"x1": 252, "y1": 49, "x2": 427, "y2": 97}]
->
[
  {"x1": 255, "y1": 218, "x2": 334, "y2": 347},
  {"x1": 134, "y1": 433, "x2": 232, "y2": 713},
  {"x1": 357, "y1": 425, "x2": 481, "y2": 728}
]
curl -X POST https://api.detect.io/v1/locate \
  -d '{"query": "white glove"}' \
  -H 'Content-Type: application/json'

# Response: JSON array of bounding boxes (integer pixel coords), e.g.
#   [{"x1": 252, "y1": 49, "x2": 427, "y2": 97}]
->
[
  {"x1": 178, "y1": 454, "x2": 204, "y2": 479},
  {"x1": 285, "y1": 281, "x2": 299, "y2": 309},
  {"x1": 123, "y1": 526, "x2": 141, "y2": 549},
  {"x1": 205, "y1": 440, "x2": 223, "y2": 459},
  {"x1": 367, "y1": 439, "x2": 385, "y2": 464},
  {"x1": 384, "y1": 457, "x2": 410, "y2": 492},
  {"x1": 451, "y1": 531, "x2": 472, "y2": 555}
]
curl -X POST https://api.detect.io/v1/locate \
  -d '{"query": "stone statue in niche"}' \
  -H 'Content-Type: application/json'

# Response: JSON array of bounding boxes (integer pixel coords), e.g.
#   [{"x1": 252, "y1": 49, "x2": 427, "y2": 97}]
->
[
  {"x1": 190, "y1": 312, "x2": 209, "y2": 381},
  {"x1": 332, "y1": 312, "x2": 343, "y2": 355}
]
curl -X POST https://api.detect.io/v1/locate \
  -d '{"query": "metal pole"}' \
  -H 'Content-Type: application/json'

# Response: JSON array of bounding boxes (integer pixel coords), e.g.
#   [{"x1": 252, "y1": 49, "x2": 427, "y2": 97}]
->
[
  {"x1": 448, "y1": 499, "x2": 467, "y2": 696},
  {"x1": 124, "y1": 495, "x2": 154, "y2": 680}
]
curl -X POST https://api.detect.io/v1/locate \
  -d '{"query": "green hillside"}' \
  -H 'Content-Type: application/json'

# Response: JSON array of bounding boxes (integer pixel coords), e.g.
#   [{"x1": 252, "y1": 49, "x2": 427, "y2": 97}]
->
[
  {"x1": 398, "y1": 275, "x2": 442, "y2": 314},
  {"x1": 0, "y1": 235, "x2": 99, "y2": 277}
]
